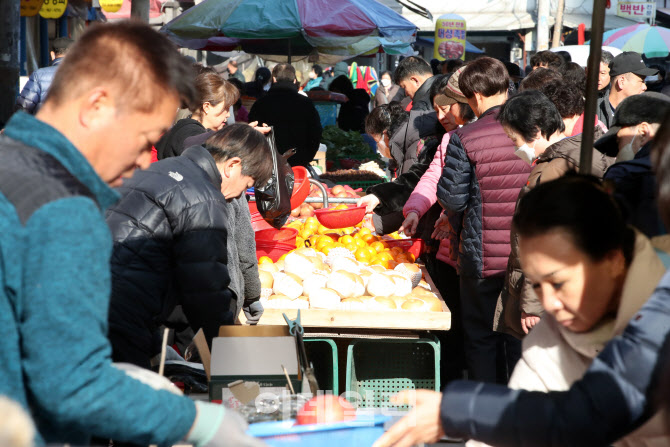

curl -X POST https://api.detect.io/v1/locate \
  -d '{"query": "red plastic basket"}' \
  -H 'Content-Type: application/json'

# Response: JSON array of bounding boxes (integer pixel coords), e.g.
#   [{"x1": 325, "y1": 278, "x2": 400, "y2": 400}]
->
[
  {"x1": 256, "y1": 241, "x2": 295, "y2": 262},
  {"x1": 289, "y1": 166, "x2": 310, "y2": 210},
  {"x1": 250, "y1": 211, "x2": 273, "y2": 231},
  {"x1": 255, "y1": 227, "x2": 298, "y2": 246},
  {"x1": 314, "y1": 205, "x2": 366, "y2": 229},
  {"x1": 384, "y1": 238, "x2": 425, "y2": 259}
]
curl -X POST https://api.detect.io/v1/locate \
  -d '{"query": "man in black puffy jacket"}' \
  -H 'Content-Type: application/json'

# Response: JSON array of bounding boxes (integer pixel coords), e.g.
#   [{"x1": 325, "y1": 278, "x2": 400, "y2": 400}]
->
[
  {"x1": 105, "y1": 124, "x2": 273, "y2": 368},
  {"x1": 16, "y1": 37, "x2": 73, "y2": 114}
]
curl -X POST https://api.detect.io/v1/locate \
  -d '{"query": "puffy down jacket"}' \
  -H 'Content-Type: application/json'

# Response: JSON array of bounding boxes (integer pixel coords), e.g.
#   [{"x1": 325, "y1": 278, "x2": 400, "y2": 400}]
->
[{"x1": 436, "y1": 107, "x2": 531, "y2": 278}]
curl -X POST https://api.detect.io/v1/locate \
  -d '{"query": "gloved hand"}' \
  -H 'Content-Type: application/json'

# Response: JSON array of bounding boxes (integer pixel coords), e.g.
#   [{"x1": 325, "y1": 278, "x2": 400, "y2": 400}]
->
[
  {"x1": 187, "y1": 401, "x2": 267, "y2": 447},
  {"x1": 243, "y1": 299, "x2": 264, "y2": 325}
]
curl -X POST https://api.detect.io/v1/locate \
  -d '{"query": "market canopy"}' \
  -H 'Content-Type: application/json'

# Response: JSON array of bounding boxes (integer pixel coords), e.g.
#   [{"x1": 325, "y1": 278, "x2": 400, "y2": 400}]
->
[{"x1": 161, "y1": 0, "x2": 417, "y2": 62}]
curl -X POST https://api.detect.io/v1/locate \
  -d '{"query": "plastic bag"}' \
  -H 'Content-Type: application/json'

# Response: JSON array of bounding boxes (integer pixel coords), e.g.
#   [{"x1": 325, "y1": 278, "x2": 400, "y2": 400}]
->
[{"x1": 255, "y1": 127, "x2": 295, "y2": 229}]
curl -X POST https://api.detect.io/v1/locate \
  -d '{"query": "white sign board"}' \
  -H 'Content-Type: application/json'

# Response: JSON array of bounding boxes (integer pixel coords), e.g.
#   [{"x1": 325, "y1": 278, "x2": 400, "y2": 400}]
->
[{"x1": 617, "y1": 2, "x2": 655, "y2": 20}]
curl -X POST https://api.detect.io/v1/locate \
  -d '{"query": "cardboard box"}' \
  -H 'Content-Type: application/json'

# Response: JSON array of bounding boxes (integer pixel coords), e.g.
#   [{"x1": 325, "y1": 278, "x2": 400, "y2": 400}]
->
[{"x1": 205, "y1": 326, "x2": 302, "y2": 407}]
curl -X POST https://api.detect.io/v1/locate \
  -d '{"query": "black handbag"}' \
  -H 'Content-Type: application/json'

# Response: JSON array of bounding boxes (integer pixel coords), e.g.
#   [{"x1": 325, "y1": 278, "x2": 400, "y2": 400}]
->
[{"x1": 254, "y1": 127, "x2": 295, "y2": 229}]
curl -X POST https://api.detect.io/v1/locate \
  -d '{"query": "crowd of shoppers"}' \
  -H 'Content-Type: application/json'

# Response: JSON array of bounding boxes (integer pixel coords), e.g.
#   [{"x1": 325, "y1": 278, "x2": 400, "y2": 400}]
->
[{"x1": 7, "y1": 18, "x2": 670, "y2": 447}]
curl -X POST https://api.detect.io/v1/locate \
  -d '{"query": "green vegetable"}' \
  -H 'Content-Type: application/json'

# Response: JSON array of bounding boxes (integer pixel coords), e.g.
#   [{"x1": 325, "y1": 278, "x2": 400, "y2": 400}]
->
[{"x1": 321, "y1": 125, "x2": 380, "y2": 162}]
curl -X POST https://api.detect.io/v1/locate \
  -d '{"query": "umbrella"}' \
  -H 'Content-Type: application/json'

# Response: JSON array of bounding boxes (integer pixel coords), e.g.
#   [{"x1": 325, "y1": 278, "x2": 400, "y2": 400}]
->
[
  {"x1": 602, "y1": 23, "x2": 670, "y2": 58},
  {"x1": 161, "y1": 0, "x2": 417, "y2": 62}
]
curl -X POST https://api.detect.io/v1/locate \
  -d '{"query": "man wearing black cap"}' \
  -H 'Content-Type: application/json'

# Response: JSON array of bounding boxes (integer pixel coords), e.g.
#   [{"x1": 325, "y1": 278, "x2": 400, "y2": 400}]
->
[
  {"x1": 595, "y1": 92, "x2": 670, "y2": 236},
  {"x1": 16, "y1": 37, "x2": 74, "y2": 115},
  {"x1": 596, "y1": 51, "x2": 658, "y2": 128}
]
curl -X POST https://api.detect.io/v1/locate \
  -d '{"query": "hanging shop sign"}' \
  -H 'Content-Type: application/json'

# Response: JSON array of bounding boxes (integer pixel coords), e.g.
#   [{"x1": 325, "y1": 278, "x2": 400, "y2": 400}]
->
[
  {"x1": 434, "y1": 14, "x2": 467, "y2": 61},
  {"x1": 21, "y1": 0, "x2": 44, "y2": 17},
  {"x1": 39, "y1": 0, "x2": 67, "y2": 19},
  {"x1": 100, "y1": 0, "x2": 123, "y2": 13}
]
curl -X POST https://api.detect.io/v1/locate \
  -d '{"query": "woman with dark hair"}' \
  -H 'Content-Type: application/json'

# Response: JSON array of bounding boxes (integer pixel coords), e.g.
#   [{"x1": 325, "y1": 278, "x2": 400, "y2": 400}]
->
[
  {"x1": 156, "y1": 71, "x2": 239, "y2": 159},
  {"x1": 560, "y1": 61, "x2": 587, "y2": 96},
  {"x1": 106, "y1": 123, "x2": 273, "y2": 368},
  {"x1": 244, "y1": 66, "x2": 272, "y2": 99},
  {"x1": 374, "y1": 70, "x2": 400, "y2": 107},
  {"x1": 374, "y1": 175, "x2": 670, "y2": 447},
  {"x1": 495, "y1": 86, "x2": 615, "y2": 340},
  {"x1": 329, "y1": 73, "x2": 369, "y2": 132},
  {"x1": 400, "y1": 67, "x2": 475, "y2": 383}
]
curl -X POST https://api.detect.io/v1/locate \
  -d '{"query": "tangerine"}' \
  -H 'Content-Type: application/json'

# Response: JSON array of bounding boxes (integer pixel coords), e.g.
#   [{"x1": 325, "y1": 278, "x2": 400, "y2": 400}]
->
[
  {"x1": 258, "y1": 256, "x2": 273, "y2": 265},
  {"x1": 370, "y1": 241, "x2": 386, "y2": 253},
  {"x1": 334, "y1": 204, "x2": 349, "y2": 211},
  {"x1": 354, "y1": 238, "x2": 367, "y2": 249},
  {"x1": 361, "y1": 233, "x2": 377, "y2": 244},
  {"x1": 355, "y1": 247, "x2": 374, "y2": 263},
  {"x1": 370, "y1": 257, "x2": 389, "y2": 269},
  {"x1": 344, "y1": 242, "x2": 359, "y2": 253},
  {"x1": 376, "y1": 251, "x2": 394, "y2": 262},
  {"x1": 295, "y1": 237, "x2": 305, "y2": 248},
  {"x1": 339, "y1": 235, "x2": 355, "y2": 246}
]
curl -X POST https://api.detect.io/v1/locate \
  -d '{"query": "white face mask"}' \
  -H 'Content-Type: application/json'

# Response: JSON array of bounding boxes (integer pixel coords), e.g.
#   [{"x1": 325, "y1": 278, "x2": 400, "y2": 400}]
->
[
  {"x1": 616, "y1": 128, "x2": 638, "y2": 162},
  {"x1": 309, "y1": 72, "x2": 317, "y2": 80},
  {"x1": 514, "y1": 140, "x2": 537, "y2": 165},
  {"x1": 381, "y1": 79, "x2": 391, "y2": 88}
]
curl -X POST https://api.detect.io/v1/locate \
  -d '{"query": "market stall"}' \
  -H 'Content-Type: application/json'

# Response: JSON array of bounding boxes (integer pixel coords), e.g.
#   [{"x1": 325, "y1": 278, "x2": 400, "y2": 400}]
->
[{"x1": 244, "y1": 172, "x2": 450, "y2": 414}]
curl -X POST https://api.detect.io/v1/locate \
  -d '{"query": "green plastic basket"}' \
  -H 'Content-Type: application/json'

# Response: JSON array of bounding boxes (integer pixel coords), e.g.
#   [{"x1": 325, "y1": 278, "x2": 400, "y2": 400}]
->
[
  {"x1": 345, "y1": 338, "x2": 440, "y2": 409},
  {"x1": 304, "y1": 338, "x2": 339, "y2": 395}
]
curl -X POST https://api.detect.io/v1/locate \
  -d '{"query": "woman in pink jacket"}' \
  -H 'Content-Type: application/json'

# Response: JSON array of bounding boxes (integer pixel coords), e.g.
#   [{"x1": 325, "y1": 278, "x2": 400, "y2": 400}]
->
[{"x1": 401, "y1": 66, "x2": 475, "y2": 384}]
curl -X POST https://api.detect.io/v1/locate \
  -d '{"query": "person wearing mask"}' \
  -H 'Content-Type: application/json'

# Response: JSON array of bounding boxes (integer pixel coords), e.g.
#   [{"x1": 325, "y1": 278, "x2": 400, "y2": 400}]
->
[
  {"x1": 16, "y1": 37, "x2": 74, "y2": 114},
  {"x1": 374, "y1": 70, "x2": 400, "y2": 107},
  {"x1": 0, "y1": 21, "x2": 261, "y2": 447},
  {"x1": 494, "y1": 88, "x2": 615, "y2": 340},
  {"x1": 155, "y1": 72, "x2": 239, "y2": 159},
  {"x1": 597, "y1": 92, "x2": 670, "y2": 237},
  {"x1": 597, "y1": 51, "x2": 657, "y2": 128},
  {"x1": 436, "y1": 57, "x2": 531, "y2": 384},
  {"x1": 244, "y1": 66, "x2": 272, "y2": 99},
  {"x1": 106, "y1": 124, "x2": 272, "y2": 367},
  {"x1": 249, "y1": 63, "x2": 322, "y2": 168},
  {"x1": 400, "y1": 68, "x2": 476, "y2": 384},
  {"x1": 374, "y1": 174, "x2": 670, "y2": 447},
  {"x1": 303, "y1": 64, "x2": 324, "y2": 92}
]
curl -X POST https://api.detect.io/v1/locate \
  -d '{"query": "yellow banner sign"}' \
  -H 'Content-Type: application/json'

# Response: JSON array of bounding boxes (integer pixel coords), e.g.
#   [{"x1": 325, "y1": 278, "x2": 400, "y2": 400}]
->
[
  {"x1": 434, "y1": 14, "x2": 467, "y2": 61},
  {"x1": 21, "y1": 0, "x2": 44, "y2": 17},
  {"x1": 100, "y1": 0, "x2": 123, "y2": 13},
  {"x1": 39, "y1": 0, "x2": 67, "y2": 19}
]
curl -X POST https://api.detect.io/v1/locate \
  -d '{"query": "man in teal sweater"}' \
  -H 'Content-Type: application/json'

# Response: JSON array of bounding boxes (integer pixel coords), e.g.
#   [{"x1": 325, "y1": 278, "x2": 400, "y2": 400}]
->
[{"x1": 0, "y1": 22, "x2": 262, "y2": 447}]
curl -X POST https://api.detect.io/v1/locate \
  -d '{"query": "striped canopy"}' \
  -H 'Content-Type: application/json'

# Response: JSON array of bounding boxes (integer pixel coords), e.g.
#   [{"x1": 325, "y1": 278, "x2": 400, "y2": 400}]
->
[
  {"x1": 603, "y1": 23, "x2": 670, "y2": 58},
  {"x1": 161, "y1": 0, "x2": 417, "y2": 61}
]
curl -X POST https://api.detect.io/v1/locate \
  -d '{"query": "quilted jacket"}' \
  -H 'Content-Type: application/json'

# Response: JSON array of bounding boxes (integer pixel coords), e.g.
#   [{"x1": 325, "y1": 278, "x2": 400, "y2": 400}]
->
[
  {"x1": 437, "y1": 107, "x2": 531, "y2": 278},
  {"x1": 106, "y1": 146, "x2": 253, "y2": 360},
  {"x1": 15, "y1": 57, "x2": 63, "y2": 114},
  {"x1": 440, "y1": 268, "x2": 670, "y2": 447}
]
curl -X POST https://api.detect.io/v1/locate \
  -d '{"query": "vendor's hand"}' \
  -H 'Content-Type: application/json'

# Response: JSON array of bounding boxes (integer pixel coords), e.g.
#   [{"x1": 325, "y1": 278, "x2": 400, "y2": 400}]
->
[
  {"x1": 243, "y1": 300, "x2": 264, "y2": 325},
  {"x1": 521, "y1": 311, "x2": 541, "y2": 334},
  {"x1": 189, "y1": 402, "x2": 267, "y2": 447},
  {"x1": 357, "y1": 194, "x2": 380, "y2": 214},
  {"x1": 248, "y1": 121, "x2": 272, "y2": 134},
  {"x1": 431, "y1": 214, "x2": 450, "y2": 240},
  {"x1": 372, "y1": 390, "x2": 444, "y2": 447},
  {"x1": 399, "y1": 212, "x2": 419, "y2": 236}
]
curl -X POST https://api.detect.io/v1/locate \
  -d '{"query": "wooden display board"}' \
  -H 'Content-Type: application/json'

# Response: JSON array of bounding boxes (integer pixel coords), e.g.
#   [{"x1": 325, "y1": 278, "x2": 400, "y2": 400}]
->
[{"x1": 249, "y1": 266, "x2": 451, "y2": 331}]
